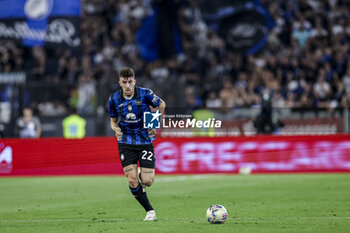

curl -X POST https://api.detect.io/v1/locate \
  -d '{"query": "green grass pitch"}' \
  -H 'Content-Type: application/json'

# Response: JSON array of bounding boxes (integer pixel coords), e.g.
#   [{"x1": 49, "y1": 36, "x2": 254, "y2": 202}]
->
[{"x1": 0, "y1": 174, "x2": 349, "y2": 233}]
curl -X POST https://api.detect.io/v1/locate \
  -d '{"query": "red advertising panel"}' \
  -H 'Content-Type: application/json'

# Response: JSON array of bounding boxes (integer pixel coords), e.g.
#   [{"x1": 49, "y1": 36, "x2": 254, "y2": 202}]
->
[
  {"x1": 154, "y1": 135, "x2": 350, "y2": 174},
  {"x1": 1, "y1": 135, "x2": 350, "y2": 176},
  {"x1": 0, "y1": 138, "x2": 122, "y2": 176}
]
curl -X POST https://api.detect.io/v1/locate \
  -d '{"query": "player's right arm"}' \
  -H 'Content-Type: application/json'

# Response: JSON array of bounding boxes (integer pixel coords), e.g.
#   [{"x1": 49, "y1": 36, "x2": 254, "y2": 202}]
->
[{"x1": 109, "y1": 95, "x2": 122, "y2": 141}]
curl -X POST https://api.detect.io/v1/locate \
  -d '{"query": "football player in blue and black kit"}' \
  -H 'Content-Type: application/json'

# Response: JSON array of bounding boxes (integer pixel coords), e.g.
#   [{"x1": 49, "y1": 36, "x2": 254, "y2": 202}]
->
[{"x1": 109, "y1": 67, "x2": 166, "y2": 221}]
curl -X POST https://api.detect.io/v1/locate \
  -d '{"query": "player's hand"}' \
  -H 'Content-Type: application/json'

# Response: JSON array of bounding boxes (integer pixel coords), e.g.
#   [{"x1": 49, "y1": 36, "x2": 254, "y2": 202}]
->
[
  {"x1": 115, "y1": 127, "x2": 123, "y2": 141},
  {"x1": 148, "y1": 129, "x2": 156, "y2": 137}
]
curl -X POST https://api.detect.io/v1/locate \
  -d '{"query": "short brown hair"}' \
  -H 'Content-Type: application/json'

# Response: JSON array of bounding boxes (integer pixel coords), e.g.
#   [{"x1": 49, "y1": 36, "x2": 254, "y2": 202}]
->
[{"x1": 119, "y1": 67, "x2": 135, "y2": 79}]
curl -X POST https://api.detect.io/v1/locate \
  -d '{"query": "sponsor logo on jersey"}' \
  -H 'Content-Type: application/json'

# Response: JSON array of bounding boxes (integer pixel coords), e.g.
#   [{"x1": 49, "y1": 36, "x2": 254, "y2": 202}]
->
[{"x1": 125, "y1": 113, "x2": 139, "y2": 123}]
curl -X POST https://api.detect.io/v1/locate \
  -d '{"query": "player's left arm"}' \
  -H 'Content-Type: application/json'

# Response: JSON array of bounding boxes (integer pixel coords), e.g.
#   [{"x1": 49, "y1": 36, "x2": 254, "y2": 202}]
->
[
  {"x1": 145, "y1": 89, "x2": 166, "y2": 137},
  {"x1": 148, "y1": 100, "x2": 166, "y2": 137},
  {"x1": 158, "y1": 100, "x2": 166, "y2": 117}
]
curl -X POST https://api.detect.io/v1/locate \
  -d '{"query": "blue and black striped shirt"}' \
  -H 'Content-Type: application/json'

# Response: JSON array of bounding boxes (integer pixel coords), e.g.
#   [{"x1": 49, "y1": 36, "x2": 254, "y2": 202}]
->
[{"x1": 109, "y1": 86, "x2": 162, "y2": 145}]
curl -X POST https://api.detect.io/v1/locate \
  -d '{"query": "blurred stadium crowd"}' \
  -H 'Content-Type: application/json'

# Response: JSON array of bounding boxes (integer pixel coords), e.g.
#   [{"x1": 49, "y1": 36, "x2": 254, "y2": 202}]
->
[{"x1": 1, "y1": 0, "x2": 350, "y2": 117}]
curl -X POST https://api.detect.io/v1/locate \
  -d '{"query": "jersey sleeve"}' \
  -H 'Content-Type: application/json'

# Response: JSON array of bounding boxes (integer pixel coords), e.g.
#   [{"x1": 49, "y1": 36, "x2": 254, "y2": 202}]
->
[
  {"x1": 109, "y1": 96, "x2": 118, "y2": 118},
  {"x1": 145, "y1": 89, "x2": 162, "y2": 108}
]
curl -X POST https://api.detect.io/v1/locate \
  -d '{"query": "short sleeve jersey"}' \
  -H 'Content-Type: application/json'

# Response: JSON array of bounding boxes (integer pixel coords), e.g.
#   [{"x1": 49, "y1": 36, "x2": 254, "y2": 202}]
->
[{"x1": 109, "y1": 86, "x2": 162, "y2": 145}]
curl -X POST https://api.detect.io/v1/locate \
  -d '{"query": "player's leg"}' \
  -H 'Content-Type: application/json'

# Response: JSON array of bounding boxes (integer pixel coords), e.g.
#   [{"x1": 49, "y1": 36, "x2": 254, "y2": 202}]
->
[
  {"x1": 138, "y1": 144, "x2": 157, "y2": 220},
  {"x1": 123, "y1": 164, "x2": 139, "y2": 188},
  {"x1": 124, "y1": 164, "x2": 154, "y2": 215},
  {"x1": 138, "y1": 167, "x2": 156, "y2": 221},
  {"x1": 140, "y1": 167, "x2": 155, "y2": 187},
  {"x1": 119, "y1": 145, "x2": 154, "y2": 216}
]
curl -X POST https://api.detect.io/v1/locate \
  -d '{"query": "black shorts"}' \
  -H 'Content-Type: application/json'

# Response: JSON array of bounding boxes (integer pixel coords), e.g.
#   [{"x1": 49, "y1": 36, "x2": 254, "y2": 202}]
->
[{"x1": 118, "y1": 143, "x2": 156, "y2": 169}]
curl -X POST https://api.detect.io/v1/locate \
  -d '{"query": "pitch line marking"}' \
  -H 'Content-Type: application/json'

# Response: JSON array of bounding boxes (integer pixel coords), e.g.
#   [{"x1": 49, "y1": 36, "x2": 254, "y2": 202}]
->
[
  {"x1": 1, "y1": 217, "x2": 350, "y2": 223},
  {"x1": 155, "y1": 175, "x2": 213, "y2": 183}
]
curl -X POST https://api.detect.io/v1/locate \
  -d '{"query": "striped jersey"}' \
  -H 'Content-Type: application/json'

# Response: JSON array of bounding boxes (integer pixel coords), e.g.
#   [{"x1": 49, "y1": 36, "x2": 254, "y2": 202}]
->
[{"x1": 109, "y1": 86, "x2": 162, "y2": 145}]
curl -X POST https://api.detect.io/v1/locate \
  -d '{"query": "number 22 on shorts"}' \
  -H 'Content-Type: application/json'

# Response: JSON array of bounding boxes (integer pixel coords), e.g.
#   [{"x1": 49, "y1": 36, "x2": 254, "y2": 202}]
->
[{"x1": 141, "y1": 150, "x2": 153, "y2": 161}]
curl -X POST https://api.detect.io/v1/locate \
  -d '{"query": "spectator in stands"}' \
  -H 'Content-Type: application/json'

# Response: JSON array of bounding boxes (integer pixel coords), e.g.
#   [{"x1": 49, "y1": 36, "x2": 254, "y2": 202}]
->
[
  {"x1": 15, "y1": 107, "x2": 41, "y2": 138},
  {"x1": 77, "y1": 72, "x2": 97, "y2": 114},
  {"x1": 314, "y1": 74, "x2": 332, "y2": 106},
  {"x1": 206, "y1": 91, "x2": 222, "y2": 108},
  {"x1": 292, "y1": 23, "x2": 311, "y2": 48}
]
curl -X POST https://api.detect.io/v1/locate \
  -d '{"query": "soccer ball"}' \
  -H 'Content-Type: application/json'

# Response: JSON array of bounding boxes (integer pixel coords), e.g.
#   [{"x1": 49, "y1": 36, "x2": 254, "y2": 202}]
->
[{"x1": 206, "y1": 204, "x2": 228, "y2": 224}]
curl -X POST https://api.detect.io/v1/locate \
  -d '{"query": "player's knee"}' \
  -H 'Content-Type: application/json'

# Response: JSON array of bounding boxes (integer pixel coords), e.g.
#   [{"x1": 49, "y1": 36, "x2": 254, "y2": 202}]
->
[
  {"x1": 128, "y1": 177, "x2": 139, "y2": 188},
  {"x1": 143, "y1": 177, "x2": 154, "y2": 187}
]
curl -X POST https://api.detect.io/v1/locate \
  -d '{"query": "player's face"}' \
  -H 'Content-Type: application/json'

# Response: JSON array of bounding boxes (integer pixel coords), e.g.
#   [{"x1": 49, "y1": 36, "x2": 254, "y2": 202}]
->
[{"x1": 119, "y1": 76, "x2": 136, "y2": 97}]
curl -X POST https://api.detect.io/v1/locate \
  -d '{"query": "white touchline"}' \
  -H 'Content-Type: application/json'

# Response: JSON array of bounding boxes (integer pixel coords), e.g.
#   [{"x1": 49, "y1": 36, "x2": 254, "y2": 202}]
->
[{"x1": 155, "y1": 175, "x2": 212, "y2": 183}]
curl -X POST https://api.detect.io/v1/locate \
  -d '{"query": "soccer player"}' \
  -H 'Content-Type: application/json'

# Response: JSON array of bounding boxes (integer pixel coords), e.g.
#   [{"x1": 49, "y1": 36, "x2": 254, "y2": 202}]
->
[{"x1": 109, "y1": 67, "x2": 166, "y2": 221}]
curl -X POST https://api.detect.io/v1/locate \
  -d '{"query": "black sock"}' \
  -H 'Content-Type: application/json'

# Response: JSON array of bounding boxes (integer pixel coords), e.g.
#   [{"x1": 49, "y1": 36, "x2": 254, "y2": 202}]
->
[{"x1": 129, "y1": 185, "x2": 153, "y2": 212}]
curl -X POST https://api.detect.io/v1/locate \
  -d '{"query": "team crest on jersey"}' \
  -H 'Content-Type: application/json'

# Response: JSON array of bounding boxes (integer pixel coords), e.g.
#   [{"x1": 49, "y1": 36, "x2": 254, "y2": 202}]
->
[
  {"x1": 120, "y1": 154, "x2": 124, "y2": 161},
  {"x1": 128, "y1": 104, "x2": 132, "y2": 112},
  {"x1": 136, "y1": 100, "x2": 142, "y2": 105}
]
